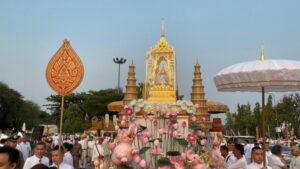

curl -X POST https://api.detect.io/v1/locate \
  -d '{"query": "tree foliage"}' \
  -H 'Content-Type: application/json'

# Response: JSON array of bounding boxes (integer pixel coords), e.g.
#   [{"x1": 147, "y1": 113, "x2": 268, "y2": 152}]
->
[
  {"x1": 44, "y1": 88, "x2": 123, "y2": 133},
  {"x1": 225, "y1": 94, "x2": 300, "y2": 138},
  {"x1": 0, "y1": 82, "x2": 44, "y2": 130}
]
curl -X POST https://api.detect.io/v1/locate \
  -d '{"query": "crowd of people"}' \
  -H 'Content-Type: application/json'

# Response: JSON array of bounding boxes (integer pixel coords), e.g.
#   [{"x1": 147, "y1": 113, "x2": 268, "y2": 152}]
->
[
  {"x1": 1, "y1": 129, "x2": 300, "y2": 169},
  {"x1": 0, "y1": 131, "x2": 105, "y2": 169},
  {"x1": 220, "y1": 139, "x2": 300, "y2": 169}
]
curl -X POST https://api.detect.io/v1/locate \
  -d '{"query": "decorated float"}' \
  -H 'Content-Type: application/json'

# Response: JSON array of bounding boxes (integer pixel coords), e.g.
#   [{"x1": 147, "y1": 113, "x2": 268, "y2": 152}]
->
[{"x1": 98, "y1": 27, "x2": 228, "y2": 169}]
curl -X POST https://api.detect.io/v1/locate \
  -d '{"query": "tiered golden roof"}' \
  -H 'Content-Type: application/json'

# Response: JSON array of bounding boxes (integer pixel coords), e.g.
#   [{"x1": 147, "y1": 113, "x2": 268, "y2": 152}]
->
[
  {"x1": 190, "y1": 61, "x2": 212, "y2": 129},
  {"x1": 123, "y1": 62, "x2": 137, "y2": 105}
]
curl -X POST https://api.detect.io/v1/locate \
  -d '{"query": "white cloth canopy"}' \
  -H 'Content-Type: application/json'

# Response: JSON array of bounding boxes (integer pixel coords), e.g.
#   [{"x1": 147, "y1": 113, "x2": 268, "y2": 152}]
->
[{"x1": 214, "y1": 59, "x2": 300, "y2": 92}]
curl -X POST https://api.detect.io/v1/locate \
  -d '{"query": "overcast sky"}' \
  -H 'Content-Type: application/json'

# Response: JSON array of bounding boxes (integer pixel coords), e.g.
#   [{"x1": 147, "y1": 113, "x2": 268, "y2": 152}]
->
[{"x1": 0, "y1": 1, "x2": 300, "y2": 116}]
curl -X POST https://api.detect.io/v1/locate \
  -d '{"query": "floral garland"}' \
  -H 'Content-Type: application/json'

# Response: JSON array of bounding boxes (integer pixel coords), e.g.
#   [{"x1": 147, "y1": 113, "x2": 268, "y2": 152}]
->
[{"x1": 127, "y1": 99, "x2": 196, "y2": 117}]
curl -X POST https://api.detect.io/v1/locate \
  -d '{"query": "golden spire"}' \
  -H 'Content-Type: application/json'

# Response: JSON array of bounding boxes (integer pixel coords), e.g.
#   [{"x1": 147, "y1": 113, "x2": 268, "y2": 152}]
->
[
  {"x1": 260, "y1": 45, "x2": 265, "y2": 61},
  {"x1": 161, "y1": 18, "x2": 165, "y2": 37},
  {"x1": 190, "y1": 60, "x2": 211, "y2": 129},
  {"x1": 123, "y1": 62, "x2": 137, "y2": 105}
]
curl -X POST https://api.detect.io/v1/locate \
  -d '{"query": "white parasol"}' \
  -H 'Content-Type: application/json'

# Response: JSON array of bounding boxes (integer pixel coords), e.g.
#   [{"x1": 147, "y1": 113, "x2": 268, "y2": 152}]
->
[{"x1": 214, "y1": 50, "x2": 300, "y2": 166}]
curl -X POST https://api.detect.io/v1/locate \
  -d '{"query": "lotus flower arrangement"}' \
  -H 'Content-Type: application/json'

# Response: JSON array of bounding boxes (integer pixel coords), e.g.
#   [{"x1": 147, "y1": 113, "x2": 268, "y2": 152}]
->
[{"x1": 105, "y1": 100, "x2": 226, "y2": 169}]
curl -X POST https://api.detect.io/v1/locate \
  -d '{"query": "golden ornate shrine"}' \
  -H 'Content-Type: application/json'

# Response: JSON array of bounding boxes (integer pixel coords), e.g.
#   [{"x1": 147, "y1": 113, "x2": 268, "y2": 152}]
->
[{"x1": 144, "y1": 29, "x2": 177, "y2": 102}]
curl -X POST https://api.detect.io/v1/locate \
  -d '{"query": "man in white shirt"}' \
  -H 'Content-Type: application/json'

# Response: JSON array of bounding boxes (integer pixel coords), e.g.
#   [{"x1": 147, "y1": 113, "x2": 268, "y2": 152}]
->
[
  {"x1": 51, "y1": 145, "x2": 73, "y2": 169},
  {"x1": 79, "y1": 134, "x2": 88, "y2": 169},
  {"x1": 246, "y1": 146, "x2": 271, "y2": 169},
  {"x1": 23, "y1": 142, "x2": 49, "y2": 169},
  {"x1": 63, "y1": 142, "x2": 73, "y2": 166},
  {"x1": 17, "y1": 133, "x2": 31, "y2": 161},
  {"x1": 290, "y1": 146, "x2": 300, "y2": 169},
  {"x1": 228, "y1": 143, "x2": 247, "y2": 169},
  {"x1": 92, "y1": 137, "x2": 104, "y2": 169},
  {"x1": 268, "y1": 145, "x2": 288, "y2": 169},
  {"x1": 220, "y1": 145, "x2": 236, "y2": 166}
]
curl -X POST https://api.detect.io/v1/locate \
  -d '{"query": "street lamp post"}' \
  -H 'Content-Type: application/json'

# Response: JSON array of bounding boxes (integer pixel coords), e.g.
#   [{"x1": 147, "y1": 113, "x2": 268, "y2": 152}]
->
[{"x1": 113, "y1": 57, "x2": 126, "y2": 93}]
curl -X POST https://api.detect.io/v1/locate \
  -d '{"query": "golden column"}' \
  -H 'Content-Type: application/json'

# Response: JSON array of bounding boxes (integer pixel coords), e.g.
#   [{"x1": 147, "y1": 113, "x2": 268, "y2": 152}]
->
[
  {"x1": 190, "y1": 61, "x2": 212, "y2": 129},
  {"x1": 123, "y1": 62, "x2": 137, "y2": 105}
]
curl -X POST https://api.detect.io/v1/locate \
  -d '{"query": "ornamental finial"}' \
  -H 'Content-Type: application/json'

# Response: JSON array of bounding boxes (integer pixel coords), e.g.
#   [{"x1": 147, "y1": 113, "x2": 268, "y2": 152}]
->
[
  {"x1": 260, "y1": 44, "x2": 265, "y2": 61},
  {"x1": 161, "y1": 18, "x2": 165, "y2": 37}
]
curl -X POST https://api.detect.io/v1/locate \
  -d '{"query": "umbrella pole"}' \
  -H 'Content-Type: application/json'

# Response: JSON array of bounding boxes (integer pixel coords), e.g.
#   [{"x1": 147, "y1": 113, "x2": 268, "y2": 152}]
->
[{"x1": 262, "y1": 87, "x2": 266, "y2": 167}]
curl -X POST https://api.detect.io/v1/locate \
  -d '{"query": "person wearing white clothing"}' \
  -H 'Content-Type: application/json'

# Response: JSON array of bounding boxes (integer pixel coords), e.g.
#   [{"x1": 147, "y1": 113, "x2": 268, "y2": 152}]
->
[
  {"x1": 63, "y1": 142, "x2": 73, "y2": 166},
  {"x1": 268, "y1": 145, "x2": 288, "y2": 169},
  {"x1": 17, "y1": 134, "x2": 31, "y2": 161},
  {"x1": 246, "y1": 146, "x2": 271, "y2": 169},
  {"x1": 244, "y1": 140, "x2": 254, "y2": 164},
  {"x1": 228, "y1": 143, "x2": 247, "y2": 169},
  {"x1": 220, "y1": 145, "x2": 236, "y2": 166},
  {"x1": 289, "y1": 146, "x2": 300, "y2": 169},
  {"x1": 23, "y1": 142, "x2": 49, "y2": 169},
  {"x1": 92, "y1": 137, "x2": 104, "y2": 169},
  {"x1": 51, "y1": 146, "x2": 74, "y2": 169}
]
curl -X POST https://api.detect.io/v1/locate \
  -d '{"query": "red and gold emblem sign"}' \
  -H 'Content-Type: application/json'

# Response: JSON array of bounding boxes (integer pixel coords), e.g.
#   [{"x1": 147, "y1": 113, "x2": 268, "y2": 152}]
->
[{"x1": 46, "y1": 39, "x2": 84, "y2": 96}]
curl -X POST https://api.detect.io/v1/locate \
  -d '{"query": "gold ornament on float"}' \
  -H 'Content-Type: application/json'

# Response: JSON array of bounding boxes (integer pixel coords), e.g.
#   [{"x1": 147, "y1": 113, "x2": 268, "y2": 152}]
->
[{"x1": 46, "y1": 39, "x2": 84, "y2": 96}]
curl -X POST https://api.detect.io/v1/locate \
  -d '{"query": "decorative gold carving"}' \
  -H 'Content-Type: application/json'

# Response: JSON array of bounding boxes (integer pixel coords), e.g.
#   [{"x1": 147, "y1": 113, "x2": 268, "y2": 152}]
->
[
  {"x1": 151, "y1": 36, "x2": 174, "y2": 53},
  {"x1": 144, "y1": 34, "x2": 177, "y2": 102},
  {"x1": 46, "y1": 39, "x2": 84, "y2": 96}
]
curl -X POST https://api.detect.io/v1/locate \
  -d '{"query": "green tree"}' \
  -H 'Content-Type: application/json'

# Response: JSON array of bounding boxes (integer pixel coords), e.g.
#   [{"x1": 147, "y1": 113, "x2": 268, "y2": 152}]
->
[
  {"x1": 0, "y1": 82, "x2": 43, "y2": 130},
  {"x1": 44, "y1": 88, "x2": 123, "y2": 133}
]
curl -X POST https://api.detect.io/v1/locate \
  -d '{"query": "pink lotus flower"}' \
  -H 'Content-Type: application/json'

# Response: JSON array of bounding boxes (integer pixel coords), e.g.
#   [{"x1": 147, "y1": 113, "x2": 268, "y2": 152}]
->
[
  {"x1": 187, "y1": 133, "x2": 197, "y2": 142},
  {"x1": 139, "y1": 159, "x2": 146, "y2": 168},
  {"x1": 123, "y1": 107, "x2": 133, "y2": 116},
  {"x1": 170, "y1": 156, "x2": 184, "y2": 168},
  {"x1": 159, "y1": 128, "x2": 166, "y2": 135},
  {"x1": 166, "y1": 120, "x2": 172, "y2": 127},
  {"x1": 200, "y1": 139, "x2": 207, "y2": 146}
]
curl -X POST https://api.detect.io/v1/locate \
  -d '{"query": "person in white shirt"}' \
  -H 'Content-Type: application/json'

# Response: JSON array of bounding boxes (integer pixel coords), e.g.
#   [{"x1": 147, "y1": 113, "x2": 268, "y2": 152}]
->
[
  {"x1": 220, "y1": 145, "x2": 236, "y2": 166},
  {"x1": 63, "y1": 142, "x2": 73, "y2": 167},
  {"x1": 246, "y1": 146, "x2": 271, "y2": 169},
  {"x1": 244, "y1": 140, "x2": 254, "y2": 164},
  {"x1": 289, "y1": 146, "x2": 300, "y2": 169},
  {"x1": 79, "y1": 135, "x2": 88, "y2": 169},
  {"x1": 51, "y1": 146, "x2": 73, "y2": 169},
  {"x1": 228, "y1": 143, "x2": 247, "y2": 169},
  {"x1": 92, "y1": 137, "x2": 104, "y2": 169},
  {"x1": 23, "y1": 142, "x2": 49, "y2": 169},
  {"x1": 17, "y1": 133, "x2": 31, "y2": 161},
  {"x1": 268, "y1": 145, "x2": 288, "y2": 169}
]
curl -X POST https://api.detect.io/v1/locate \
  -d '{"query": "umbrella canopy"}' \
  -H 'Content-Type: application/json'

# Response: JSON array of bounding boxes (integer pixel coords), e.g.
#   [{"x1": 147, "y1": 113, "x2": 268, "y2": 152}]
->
[
  {"x1": 214, "y1": 51, "x2": 300, "y2": 167},
  {"x1": 214, "y1": 59, "x2": 300, "y2": 92}
]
